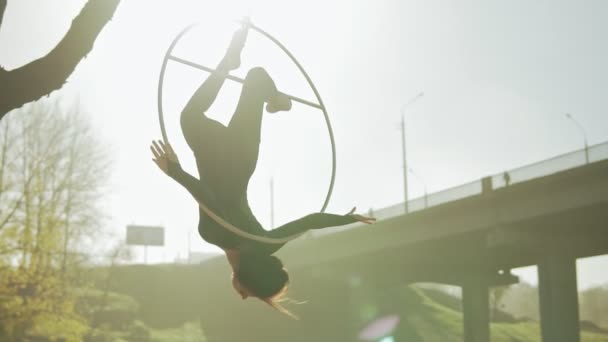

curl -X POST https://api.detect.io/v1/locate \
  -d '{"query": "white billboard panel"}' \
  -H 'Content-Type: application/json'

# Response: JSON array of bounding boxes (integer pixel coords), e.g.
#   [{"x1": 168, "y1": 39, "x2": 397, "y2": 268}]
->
[{"x1": 126, "y1": 225, "x2": 164, "y2": 246}]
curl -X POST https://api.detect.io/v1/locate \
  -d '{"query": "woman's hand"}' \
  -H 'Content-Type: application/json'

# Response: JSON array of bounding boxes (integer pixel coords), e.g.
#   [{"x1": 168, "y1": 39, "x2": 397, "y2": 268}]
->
[
  {"x1": 346, "y1": 207, "x2": 376, "y2": 224},
  {"x1": 150, "y1": 140, "x2": 179, "y2": 175}
]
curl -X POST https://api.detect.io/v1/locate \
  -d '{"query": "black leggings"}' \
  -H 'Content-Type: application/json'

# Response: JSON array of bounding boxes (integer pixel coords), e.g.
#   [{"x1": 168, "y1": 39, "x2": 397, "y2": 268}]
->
[{"x1": 180, "y1": 67, "x2": 278, "y2": 197}]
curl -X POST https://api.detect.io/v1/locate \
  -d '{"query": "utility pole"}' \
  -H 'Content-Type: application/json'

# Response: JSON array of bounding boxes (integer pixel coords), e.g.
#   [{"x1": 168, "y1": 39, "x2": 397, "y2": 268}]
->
[
  {"x1": 400, "y1": 92, "x2": 424, "y2": 214},
  {"x1": 409, "y1": 167, "x2": 428, "y2": 208},
  {"x1": 401, "y1": 115, "x2": 408, "y2": 214},
  {"x1": 270, "y1": 177, "x2": 275, "y2": 229},
  {"x1": 187, "y1": 229, "x2": 192, "y2": 264},
  {"x1": 564, "y1": 113, "x2": 589, "y2": 164}
]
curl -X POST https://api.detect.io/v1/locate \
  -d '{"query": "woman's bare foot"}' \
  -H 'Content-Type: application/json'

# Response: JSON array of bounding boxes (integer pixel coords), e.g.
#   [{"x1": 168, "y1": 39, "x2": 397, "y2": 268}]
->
[
  {"x1": 266, "y1": 92, "x2": 292, "y2": 113},
  {"x1": 219, "y1": 26, "x2": 248, "y2": 72}
]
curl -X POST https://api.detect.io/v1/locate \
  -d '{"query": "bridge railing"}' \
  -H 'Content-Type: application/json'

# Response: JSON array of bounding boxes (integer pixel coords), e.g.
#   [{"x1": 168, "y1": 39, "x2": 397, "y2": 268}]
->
[
  {"x1": 492, "y1": 141, "x2": 608, "y2": 189},
  {"x1": 309, "y1": 141, "x2": 608, "y2": 238}
]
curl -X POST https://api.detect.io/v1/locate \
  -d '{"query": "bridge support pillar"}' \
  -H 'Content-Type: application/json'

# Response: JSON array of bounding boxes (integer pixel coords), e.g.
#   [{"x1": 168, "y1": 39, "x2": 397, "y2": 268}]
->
[
  {"x1": 538, "y1": 254, "x2": 580, "y2": 342},
  {"x1": 462, "y1": 277, "x2": 490, "y2": 342}
]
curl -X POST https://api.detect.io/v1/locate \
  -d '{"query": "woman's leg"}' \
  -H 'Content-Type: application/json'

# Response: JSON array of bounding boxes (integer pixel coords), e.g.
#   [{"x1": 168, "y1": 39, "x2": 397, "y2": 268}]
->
[
  {"x1": 227, "y1": 67, "x2": 291, "y2": 187},
  {"x1": 180, "y1": 27, "x2": 248, "y2": 155}
]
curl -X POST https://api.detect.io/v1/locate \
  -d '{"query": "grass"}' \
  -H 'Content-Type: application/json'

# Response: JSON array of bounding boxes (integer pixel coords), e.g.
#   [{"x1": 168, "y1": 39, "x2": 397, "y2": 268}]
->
[
  {"x1": 149, "y1": 321, "x2": 206, "y2": 342},
  {"x1": 117, "y1": 285, "x2": 608, "y2": 341},
  {"x1": 390, "y1": 286, "x2": 608, "y2": 342}
]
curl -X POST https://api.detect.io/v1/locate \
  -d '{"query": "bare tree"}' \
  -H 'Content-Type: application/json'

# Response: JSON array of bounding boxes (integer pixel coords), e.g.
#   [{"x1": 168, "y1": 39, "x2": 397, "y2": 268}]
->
[
  {"x1": 0, "y1": 99, "x2": 112, "y2": 340},
  {"x1": 490, "y1": 285, "x2": 509, "y2": 320},
  {"x1": 0, "y1": 0, "x2": 121, "y2": 120},
  {"x1": 88, "y1": 242, "x2": 133, "y2": 331},
  {"x1": 499, "y1": 282, "x2": 540, "y2": 321},
  {"x1": 0, "y1": 1, "x2": 5, "y2": 28},
  {"x1": 580, "y1": 286, "x2": 608, "y2": 329}
]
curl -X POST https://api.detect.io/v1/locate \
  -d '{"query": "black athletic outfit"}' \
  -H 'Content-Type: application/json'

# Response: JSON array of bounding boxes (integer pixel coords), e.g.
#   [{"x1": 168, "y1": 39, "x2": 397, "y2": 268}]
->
[{"x1": 171, "y1": 61, "x2": 357, "y2": 255}]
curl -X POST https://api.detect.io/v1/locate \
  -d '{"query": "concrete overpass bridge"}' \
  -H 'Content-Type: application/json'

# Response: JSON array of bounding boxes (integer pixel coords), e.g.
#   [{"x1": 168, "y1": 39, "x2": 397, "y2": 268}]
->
[{"x1": 172, "y1": 142, "x2": 608, "y2": 341}]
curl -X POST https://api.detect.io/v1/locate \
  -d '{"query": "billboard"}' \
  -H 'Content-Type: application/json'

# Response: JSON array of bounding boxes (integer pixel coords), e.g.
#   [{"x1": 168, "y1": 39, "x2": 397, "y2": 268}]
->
[{"x1": 126, "y1": 225, "x2": 164, "y2": 246}]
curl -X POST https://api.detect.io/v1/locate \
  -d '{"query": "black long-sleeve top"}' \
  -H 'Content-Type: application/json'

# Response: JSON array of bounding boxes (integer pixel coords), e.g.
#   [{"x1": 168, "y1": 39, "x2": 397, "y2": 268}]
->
[{"x1": 167, "y1": 161, "x2": 359, "y2": 255}]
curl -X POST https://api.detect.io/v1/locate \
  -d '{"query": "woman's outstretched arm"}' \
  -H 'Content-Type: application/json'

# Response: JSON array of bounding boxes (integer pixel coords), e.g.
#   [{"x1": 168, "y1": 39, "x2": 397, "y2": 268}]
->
[
  {"x1": 150, "y1": 140, "x2": 215, "y2": 205},
  {"x1": 267, "y1": 208, "x2": 375, "y2": 239}
]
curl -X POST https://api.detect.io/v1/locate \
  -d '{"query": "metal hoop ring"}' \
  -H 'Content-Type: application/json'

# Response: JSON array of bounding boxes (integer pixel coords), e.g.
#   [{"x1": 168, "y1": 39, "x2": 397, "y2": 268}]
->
[{"x1": 157, "y1": 20, "x2": 336, "y2": 215}]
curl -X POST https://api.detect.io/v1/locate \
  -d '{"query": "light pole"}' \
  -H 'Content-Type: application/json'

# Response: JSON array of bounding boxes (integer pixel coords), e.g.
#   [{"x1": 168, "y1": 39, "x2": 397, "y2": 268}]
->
[
  {"x1": 270, "y1": 177, "x2": 275, "y2": 229},
  {"x1": 401, "y1": 92, "x2": 424, "y2": 213},
  {"x1": 564, "y1": 113, "x2": 589, "y2": 164},
  {"x1": 408, "y1": 167, "x2": 428, "y2": 208},
  {"x1": 187, "y1": 229, "x2": 192, "y2": 264}
]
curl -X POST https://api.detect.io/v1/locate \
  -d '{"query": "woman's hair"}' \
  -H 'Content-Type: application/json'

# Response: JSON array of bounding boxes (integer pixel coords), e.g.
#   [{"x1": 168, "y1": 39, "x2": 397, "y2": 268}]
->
[{"x1": 234, "y1": 253, "x2": 298, "y2": 319}]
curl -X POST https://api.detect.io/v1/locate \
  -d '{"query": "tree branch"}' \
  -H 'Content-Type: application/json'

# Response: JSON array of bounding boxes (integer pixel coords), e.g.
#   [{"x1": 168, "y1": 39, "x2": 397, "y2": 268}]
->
[
  {"x1": 0, "y1": 0, "x2": 121, "y2": 120},
  {"x1": 0, "y1": 0, "x2": 6, "y2": 32}
]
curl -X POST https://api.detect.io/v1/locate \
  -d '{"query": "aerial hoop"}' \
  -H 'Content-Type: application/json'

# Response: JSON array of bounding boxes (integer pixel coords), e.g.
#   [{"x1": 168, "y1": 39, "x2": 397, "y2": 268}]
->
[{"x1": 157, "y1": 19, "x2": 336, "y2": 243}]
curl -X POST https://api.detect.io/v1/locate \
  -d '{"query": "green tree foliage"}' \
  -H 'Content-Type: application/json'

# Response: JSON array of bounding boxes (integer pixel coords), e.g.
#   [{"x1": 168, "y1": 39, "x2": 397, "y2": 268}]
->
[
  {"x1": 490, "y1": 285, "x2": 510, "y2": 321},
  {"x1": 580, "y1": 286, "x2": 608, "y2": 329},
  {"x1": 500, "y1": 282, "x2": 540, "y2": 321},
  {"x1": 0, "y1": 100, "x2": 111, "y2": 341}
]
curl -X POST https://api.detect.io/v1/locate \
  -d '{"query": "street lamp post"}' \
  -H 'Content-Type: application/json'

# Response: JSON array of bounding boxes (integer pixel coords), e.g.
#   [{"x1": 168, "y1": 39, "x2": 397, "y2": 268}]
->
[
  {"x1": 401, "y1": 92, "x2": 424, "y2": 214},
  {"x1": 564, "y1": 113, "x2": 589, "y2": 164}
]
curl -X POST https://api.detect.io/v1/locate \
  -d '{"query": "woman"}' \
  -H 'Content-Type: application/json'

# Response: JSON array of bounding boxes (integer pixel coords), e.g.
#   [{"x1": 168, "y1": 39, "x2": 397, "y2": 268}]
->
[{"x1": 150, "y1": 25, "x2": 374, "y2": 316}]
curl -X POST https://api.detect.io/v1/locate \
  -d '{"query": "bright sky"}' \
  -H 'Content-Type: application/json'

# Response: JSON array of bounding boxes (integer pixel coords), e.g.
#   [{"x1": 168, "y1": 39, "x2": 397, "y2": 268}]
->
[{"x1": 1, "y1": 0, "x2": 607, "y2": 289}]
